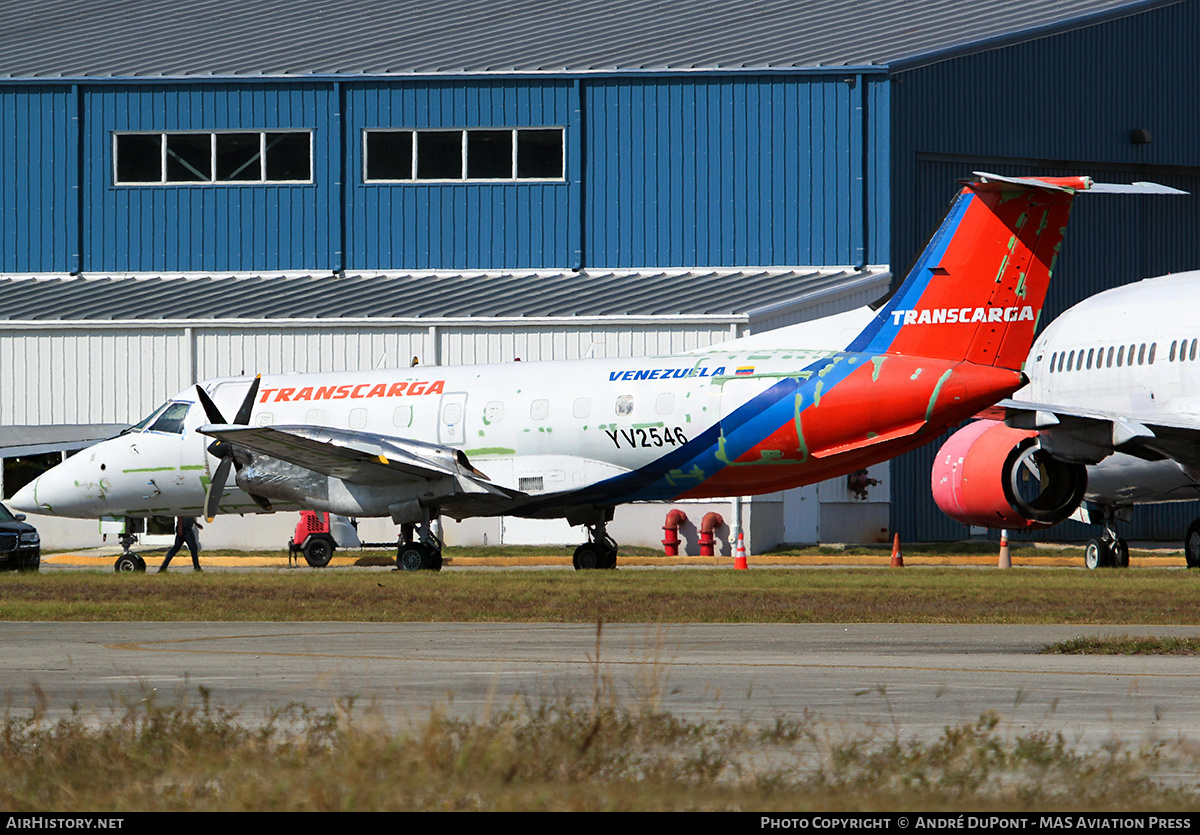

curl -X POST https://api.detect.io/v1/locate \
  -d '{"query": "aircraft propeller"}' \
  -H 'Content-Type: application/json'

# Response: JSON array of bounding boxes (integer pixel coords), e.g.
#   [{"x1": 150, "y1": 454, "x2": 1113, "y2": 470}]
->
[{"x1": 195, "y1": 375, "x2": 273, "y2": 521}]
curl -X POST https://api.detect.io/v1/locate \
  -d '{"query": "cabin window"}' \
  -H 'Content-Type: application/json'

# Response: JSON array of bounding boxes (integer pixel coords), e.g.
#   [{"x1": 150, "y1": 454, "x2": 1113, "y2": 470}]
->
[
  {"x1": 1191, "y1": 339, "x2": 1198, "y2": 361},
  {"x1": 1086, "y1": 348, "x2": 1094, "y2": 370},
  {"x1": 1106, "y1": 346, "x2": 1114, "y2": 367},
  {"x1": 530, "y1": 399, "x2": 550, "y2": 420},
  {"x1": 255, "y1": 412, "x2": 274, "y2": 426},
  {"x1": 484, "y1": 401, "x2": 504, "y2": 424},
  {"x1": 1066, "y1": 350, "x2": 1075, "y2": 371},
  {"x1": 1048, "y1": 352, "x2": 1057, "y2": 372},
  {"x1": 393, "y1": 405, "x2": 413, "y2": 427},
  {"x1": 1148, "y1": 343, "x2": 1156, "y2": 364},
  {"x1": 615, "y1": 395, "x2": 634, "y2": 416},
  {"x1": 305, "y1": 409, "x2": 324, "y2": 424},
  {"x1": 572, "y1": 397, "x2": 591, "y2": 418},
  {"x1": 349, "y1": 408, "x2": 368, "y2": 430},
  {"x1": 656, "y1": 393, "x2": 675, "y2": 415},
  {"x1": 442, "y1": 403, "x2": 463, "y2": 425},
  {"x1": 1137, "y1": 344, "x2": 1146, "y2": 365},
  {"x1": 1116, "y1": 346, "x2": 1125, "y2": 367}
]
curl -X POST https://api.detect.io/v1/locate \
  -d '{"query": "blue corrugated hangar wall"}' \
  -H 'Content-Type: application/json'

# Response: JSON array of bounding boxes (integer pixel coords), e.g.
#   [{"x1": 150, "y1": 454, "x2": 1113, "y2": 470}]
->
[
  {"x1": 0, "y1": 74, "x2": 889, "y2": 274},
  {"x1": 888, "y1": 0, "x2": 1200, "y2": 543}
]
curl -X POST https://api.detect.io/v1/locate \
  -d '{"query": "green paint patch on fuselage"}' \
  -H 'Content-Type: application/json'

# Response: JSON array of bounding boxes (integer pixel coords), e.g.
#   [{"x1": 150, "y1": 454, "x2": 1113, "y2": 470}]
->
[{"x1": 464, "y1": 448, "x2": 516, "y2": 456}]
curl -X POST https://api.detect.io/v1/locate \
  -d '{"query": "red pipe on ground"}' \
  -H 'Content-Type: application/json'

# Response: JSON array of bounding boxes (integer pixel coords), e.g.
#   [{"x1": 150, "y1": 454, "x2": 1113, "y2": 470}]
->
[
  {"x1": 699, "y1": 512, "x2": 724, "y2": 557},
  {"x1": 662, "y1": 508, "x2": 688, "y2": 556}
]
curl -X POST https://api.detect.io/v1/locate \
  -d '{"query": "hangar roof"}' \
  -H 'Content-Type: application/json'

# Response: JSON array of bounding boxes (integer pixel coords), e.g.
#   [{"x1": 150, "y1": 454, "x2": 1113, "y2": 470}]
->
[
  {"x1": 0, "y1": 268, "x2": 889, "y2": 322},
  {"x1": 0, "y1": 0, "x2": 1174, "y2": 78}
]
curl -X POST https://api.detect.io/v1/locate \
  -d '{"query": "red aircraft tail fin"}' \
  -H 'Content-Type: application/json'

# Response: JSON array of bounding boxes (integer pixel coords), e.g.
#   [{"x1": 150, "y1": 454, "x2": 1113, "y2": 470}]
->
[{"x1": 849, "y1": 172, "x2": 1184, "y2": 370}]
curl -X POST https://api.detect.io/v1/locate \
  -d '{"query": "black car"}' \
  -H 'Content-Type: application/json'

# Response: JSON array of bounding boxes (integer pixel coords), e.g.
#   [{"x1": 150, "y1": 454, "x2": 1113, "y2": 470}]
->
[{"x1": 0, "y1": 502, "x2": 39, "y2": 571}]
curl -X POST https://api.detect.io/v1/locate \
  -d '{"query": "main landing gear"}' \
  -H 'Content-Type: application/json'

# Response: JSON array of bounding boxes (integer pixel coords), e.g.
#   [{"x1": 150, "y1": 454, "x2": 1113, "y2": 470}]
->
[
  {"x1": 1184, "y1": 520, "x2": 1200, "y2": 569},
  {"x1": 395, "y1": 520, "x2": 443, "y2": 572},
  {"x1": 1084, "y1": 507, "x2": 1129, "y2": 570},
  {"x1": 573, "y1": 517, "x2": 618, "y2": 570}
]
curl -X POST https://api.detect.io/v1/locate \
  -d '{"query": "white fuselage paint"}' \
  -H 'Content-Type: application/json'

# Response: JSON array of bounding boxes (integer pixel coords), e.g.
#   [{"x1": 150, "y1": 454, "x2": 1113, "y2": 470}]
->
[
  {"x1": 14, "y1": 332, "x2": 859, "y2": 519},
  {"x1": 1017, "y1": 270, "x2": 1200, "y2": 505}
]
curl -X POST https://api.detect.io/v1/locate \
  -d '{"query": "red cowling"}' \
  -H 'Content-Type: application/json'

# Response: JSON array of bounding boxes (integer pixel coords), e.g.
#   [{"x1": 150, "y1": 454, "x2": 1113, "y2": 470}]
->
[
  {"x1": 662, "y1": 509, "x2": 688, "y2": 556},
  {"x1": 931, "y1": 420, "x2": 1087, "y2": 529}
]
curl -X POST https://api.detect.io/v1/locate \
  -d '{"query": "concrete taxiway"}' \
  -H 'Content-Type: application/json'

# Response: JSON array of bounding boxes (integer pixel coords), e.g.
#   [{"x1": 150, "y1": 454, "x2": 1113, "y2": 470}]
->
[{"x1": 2, "y1": 622, "x2": 1199, "y2": 747}]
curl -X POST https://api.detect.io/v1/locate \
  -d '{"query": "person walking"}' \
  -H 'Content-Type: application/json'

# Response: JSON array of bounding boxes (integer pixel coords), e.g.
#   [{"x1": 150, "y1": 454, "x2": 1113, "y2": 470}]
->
[{"x1": 159, "y1": 516, "x2": 203, "y2": 572}]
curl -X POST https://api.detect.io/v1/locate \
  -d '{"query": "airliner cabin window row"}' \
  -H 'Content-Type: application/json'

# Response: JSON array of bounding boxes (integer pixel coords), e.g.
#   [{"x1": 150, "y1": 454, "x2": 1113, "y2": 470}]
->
[
  {"x1": 1049, "y1": 343, "x2": 1162, "y2": 373},
  {"x1": 364, "y1": 128, "x2": 565, "y2": 182},
  {"x1": 115, "y1": 132, "x2": 312, "y2": 184}
]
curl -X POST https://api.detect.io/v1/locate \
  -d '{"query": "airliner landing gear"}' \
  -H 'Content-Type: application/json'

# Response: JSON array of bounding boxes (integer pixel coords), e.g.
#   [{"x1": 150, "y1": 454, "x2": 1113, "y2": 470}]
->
[
  {"x1": 113, "y1": 531, "x2": 146, "y2": 573},
  {"x1": 1184, "y1": 520, "x2": 1200, "y2": 569},
  {"x1": 573, "y1": 521, "x2": 618, "y2": 570},
  {"x1": 1084, "y1": 510, "x2": 1128, "y2": 570},
  {"x1": 395, "y1": 520, "x2": 443, "y2": 572}
]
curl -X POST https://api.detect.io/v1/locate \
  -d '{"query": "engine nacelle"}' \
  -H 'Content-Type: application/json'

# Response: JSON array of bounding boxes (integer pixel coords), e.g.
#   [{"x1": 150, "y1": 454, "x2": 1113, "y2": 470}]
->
[{"x1": 931, "y1": 420, "x2": 1087, "y2": 529}]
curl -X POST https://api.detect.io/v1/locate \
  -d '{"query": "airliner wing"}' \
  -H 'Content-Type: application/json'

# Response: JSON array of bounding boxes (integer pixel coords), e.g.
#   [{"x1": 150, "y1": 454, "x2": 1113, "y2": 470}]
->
[
  {"x1": 201, "y1": 424, "x2": 518, "y2": 497},
  {"x1": 998, "y1": 399, "x2": 1200, "y2": 468}
]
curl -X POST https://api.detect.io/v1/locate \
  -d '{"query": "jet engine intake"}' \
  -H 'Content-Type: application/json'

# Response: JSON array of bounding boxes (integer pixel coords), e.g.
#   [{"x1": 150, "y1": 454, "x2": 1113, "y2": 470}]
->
[{"x1": 931, "y1": 420, "x2": 1087, "y2": 529}]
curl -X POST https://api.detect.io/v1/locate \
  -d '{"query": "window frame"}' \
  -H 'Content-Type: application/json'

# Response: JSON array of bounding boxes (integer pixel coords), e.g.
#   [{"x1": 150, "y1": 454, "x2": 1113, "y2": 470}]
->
[
  {"x1": 362, "y1": 126, "x2": 566, "y2": 184},
  {"x1": 113, "y1": 130, "x2": 314, "y2": 186}
]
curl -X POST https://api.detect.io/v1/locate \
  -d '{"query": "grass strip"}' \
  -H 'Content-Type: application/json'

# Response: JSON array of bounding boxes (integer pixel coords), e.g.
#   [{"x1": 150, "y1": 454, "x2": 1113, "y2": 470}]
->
[
  {"x1": 3, "y1": 568, "x2": 1200, "y2": 623},
  {"x1": 1, "y1": 694, "x2": 1195, "y2": 812},
  {"x1": 1041, "y1": 635, "x2": 1200, "y2": 655}
]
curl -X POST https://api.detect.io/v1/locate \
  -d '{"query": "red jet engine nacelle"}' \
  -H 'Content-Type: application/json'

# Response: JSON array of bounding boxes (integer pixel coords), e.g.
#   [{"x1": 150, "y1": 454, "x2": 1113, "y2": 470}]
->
[{"x1": 931, "y1": 420, "x2": 1087, "y2": 529}]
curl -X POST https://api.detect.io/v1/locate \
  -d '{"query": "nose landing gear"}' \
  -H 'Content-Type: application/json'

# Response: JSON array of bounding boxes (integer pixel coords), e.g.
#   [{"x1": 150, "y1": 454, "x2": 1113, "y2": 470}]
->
[{"x1": 113, "y1": 531, "x2": 147, "y2": 573}]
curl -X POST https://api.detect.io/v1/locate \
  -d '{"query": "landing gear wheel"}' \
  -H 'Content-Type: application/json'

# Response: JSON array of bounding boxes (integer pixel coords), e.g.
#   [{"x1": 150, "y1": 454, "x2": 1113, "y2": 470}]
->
[
  {"x1": 115, "y1": 554, "x2": 146, "y2": 573},
  {"x1": 302, "y1": 535, "x2": 335, "y2": 568},
  {"x1": 397, "y1": 543, "x2": 442, "y2": 572},
  {"x1": 1111, "y1": 537, "x2": 1130, "y2": 568},
  {"x1": 1186, "y1": 520, "x2": 1200, "y2": 568},
  {"x1": 573, "y1": 536, "x2": 617, "y2": 570},
  {"x1": 1084, "y1": 538, "x2": 1111, "y2": 570}
]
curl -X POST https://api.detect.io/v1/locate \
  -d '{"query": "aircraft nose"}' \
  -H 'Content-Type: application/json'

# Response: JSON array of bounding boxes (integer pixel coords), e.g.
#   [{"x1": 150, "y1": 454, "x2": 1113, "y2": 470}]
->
[
  {"x1": 8, "y1": 476, "x2": 42, "y2": 514},
  {"x1": 9, "y1": 463, "x2": 86, "y2": 518}
]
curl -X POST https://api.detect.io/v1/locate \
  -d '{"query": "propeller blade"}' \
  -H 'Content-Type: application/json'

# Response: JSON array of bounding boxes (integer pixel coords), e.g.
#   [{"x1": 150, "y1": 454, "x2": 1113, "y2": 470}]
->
[
  {"x1": 233, "y1": 375, "x2": 262, "y2": 427},
  {"x1": 205, "y1": 457, "x2": 232, "y2": 523},
  {"x1": 195, "y1": 385, "x2": 227, "y2": 425}
]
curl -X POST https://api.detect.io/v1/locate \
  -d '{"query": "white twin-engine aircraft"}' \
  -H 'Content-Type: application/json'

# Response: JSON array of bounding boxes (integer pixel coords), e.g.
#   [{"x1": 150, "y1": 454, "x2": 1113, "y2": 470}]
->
[
  {"x1": 934, "y1": 269, "x2": 1200, "y2": 570},
  {"x1": 12, "y1": 173, "x2": 1183, "y2": 571}
]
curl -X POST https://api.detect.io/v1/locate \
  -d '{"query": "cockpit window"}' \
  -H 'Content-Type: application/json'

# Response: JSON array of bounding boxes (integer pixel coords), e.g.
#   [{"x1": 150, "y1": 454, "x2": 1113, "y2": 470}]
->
[
  {"x1": 120, "y1": 404, "x2": 168, "y2": 436},
  {"x1": 148, "y1": 402, "x2": 191, "y2": 434}
]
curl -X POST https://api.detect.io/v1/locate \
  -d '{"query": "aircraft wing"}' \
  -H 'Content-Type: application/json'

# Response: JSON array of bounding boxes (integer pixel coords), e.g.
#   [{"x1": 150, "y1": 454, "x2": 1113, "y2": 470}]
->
[
  {"x1": 200, "y1": 424, "x2": 519, "y2": 497},
  {"x1": 998, "y1": 399, "x2": 1200, "y2": 468}
]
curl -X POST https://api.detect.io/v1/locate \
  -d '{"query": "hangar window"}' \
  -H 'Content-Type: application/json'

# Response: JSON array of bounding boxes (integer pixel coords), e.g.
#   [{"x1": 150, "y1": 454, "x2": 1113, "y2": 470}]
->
[
  {"x1": 114, "y1": 131, "x2": 312, "y2": 185},
  {"x1": 363, "y1": 128, "x2": 564, "y2": 182}
]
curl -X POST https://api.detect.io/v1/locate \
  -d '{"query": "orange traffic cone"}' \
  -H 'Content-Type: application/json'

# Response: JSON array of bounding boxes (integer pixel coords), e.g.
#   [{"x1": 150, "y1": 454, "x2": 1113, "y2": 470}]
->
[
  {"x1": 734, "y1": 531, "x2": 748, "y2": 570},
  {"x1": 890, "y1": 532, "x2": 904, "y2": 567}
]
